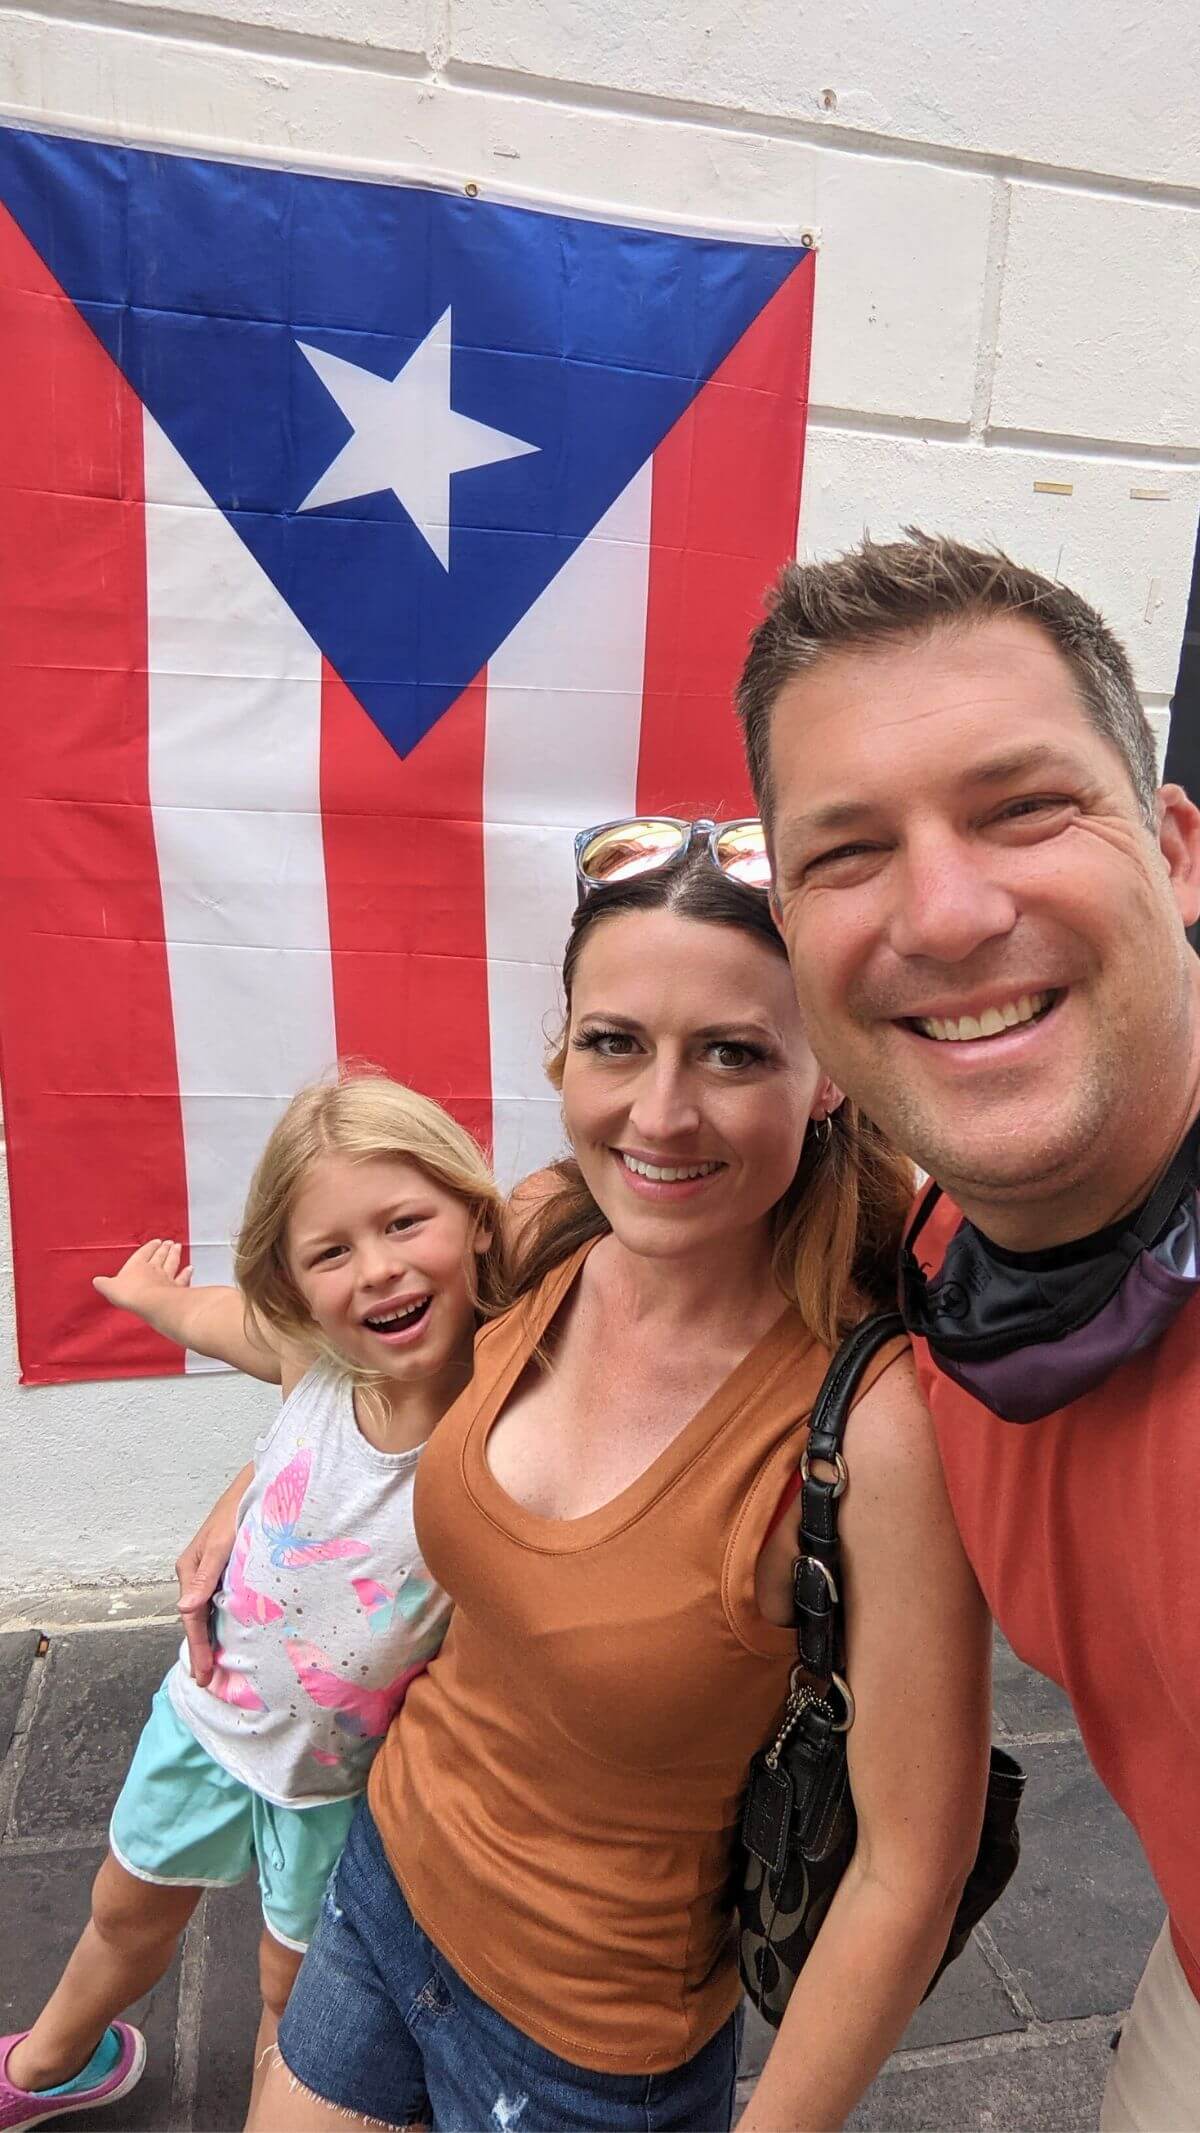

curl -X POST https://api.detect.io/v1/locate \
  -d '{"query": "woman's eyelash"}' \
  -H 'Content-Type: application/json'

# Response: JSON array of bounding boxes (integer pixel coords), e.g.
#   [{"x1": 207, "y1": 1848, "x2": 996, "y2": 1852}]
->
[
  {"x1": 571, "y1": 1026, "x2": 632, "y2": 1052},
  {"x1": 716, "y1": 1039, "x2": 766, "y2": 1058}
]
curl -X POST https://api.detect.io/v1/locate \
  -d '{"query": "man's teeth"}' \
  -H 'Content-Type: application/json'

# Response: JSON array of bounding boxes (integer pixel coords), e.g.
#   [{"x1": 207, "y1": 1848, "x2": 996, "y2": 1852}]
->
[
  {"x1": 620, "y1": 1154, "x2": 722, "y2": 1182},
  {"x1": 917, "y1": 992, "x2": 1053, "y2": 1043},
  {"x1": 364, "y1": 1298, "x2": 428, "y2": 1329}
]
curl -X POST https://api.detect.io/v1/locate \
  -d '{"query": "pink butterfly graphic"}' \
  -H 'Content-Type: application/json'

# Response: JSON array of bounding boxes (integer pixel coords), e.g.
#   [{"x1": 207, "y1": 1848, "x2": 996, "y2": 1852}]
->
[
  {"x1": 208, "y1": 1646, "x2": 267, "y2": 1712},
  {"x1": 223, "y1": 1525, "x2": 284, "y2": 1627},
  {"x1": 260, "y1": 1449, "x2": 371, "y2": 1569},
  {"x1": 286, "y1": 1639, "x2": 427, "y2": 1739},
  {"x1": 310, "y1": 1748, "x2": 344, "y2": 1769}
]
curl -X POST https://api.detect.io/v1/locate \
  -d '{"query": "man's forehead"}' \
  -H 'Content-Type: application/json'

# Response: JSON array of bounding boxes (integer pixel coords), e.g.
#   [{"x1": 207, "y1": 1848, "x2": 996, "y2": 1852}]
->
[
  {"x1": 767, "y1": 617, "x2": 1098, "y2": 817},
  {"x1": 776, "y1": 611, "x2": 1079, "y2": 721}
]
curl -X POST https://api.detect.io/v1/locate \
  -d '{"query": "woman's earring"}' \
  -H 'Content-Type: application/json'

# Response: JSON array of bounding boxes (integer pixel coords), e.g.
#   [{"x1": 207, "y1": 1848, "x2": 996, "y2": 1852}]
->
[{"x1": 810, "y1": 1114, "x2": 832, "y2": 1146}]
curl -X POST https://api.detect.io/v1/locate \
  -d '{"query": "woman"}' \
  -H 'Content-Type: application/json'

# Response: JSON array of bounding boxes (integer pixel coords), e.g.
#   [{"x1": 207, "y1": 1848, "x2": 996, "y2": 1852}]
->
[{"x1": 189, "y1": 819, "x2": 991, "y2": 2132}]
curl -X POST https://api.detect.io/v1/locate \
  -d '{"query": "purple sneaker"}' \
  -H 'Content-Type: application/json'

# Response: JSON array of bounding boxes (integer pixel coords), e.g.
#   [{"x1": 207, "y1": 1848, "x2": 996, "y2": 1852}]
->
[{"x1": 0, "y1": 2026, "x2": 146, "y2": 2129}]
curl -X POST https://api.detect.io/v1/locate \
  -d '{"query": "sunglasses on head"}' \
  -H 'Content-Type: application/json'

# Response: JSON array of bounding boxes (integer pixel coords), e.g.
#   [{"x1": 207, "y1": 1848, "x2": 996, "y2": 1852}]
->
[{"x1": 574, "y1": 817, "x2": 771, "y2": 895}]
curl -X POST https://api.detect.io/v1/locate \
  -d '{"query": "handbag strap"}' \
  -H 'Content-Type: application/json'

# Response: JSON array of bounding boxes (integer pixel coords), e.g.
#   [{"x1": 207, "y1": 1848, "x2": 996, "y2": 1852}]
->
[{"x1": 792, "y1": 1310, "x2": 905, "y2": 1694}]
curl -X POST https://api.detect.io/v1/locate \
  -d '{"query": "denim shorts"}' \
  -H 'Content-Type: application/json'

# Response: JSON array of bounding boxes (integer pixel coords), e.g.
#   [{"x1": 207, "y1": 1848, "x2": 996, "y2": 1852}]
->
[{"x1": 278, "y1": 1798, "x2": 743, "y2": 2132}]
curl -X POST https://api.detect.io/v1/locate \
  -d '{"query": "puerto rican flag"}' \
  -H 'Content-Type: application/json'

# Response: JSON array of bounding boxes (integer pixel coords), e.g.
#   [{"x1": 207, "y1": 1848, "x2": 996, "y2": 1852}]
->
[{"x1": 0, "y1": 127, "x2": 813, "y2": 1384}]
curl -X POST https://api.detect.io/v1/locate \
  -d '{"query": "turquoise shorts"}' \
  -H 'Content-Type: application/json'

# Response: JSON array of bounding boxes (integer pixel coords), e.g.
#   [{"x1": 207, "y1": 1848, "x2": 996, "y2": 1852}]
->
[{"x1": 109, "y1": 1681, "x2": 357, "y2": 1951}]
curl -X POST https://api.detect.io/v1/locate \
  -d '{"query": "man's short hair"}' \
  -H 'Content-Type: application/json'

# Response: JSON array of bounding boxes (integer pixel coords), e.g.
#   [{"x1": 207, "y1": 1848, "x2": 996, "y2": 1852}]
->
[{"x1": 737, "y1": 528, "x2": 1159, "y2": 830}]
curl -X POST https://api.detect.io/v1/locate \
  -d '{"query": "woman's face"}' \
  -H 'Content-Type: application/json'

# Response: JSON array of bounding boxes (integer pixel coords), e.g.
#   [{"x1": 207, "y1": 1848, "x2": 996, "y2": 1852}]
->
[{"x1": 560, "y1": 907, "x2": 838, "y2": 1264}]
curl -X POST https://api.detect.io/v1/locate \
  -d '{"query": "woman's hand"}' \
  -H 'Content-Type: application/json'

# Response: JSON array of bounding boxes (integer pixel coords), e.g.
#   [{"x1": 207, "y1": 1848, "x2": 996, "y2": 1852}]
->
[{"x1": 175, "y1": 1464, "x2": 252, "y2": 1685}]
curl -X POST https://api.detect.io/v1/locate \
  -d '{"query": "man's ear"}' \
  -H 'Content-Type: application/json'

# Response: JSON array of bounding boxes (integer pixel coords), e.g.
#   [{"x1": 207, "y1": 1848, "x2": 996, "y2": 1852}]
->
[{"x1": 1157, "y1": 784, "x2": 1200, "y2": 928}]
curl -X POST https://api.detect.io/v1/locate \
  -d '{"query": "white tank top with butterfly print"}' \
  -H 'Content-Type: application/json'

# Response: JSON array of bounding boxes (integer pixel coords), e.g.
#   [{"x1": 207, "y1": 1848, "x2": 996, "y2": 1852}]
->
[{"x1": 167, "y1": 1362, "x2": 451, "y2": 1806}]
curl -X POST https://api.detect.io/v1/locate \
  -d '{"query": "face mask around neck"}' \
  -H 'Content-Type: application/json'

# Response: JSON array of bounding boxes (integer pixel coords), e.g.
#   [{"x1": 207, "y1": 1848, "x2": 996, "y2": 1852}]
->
[{"x1": 898, "y1": 1113, "x2": 1200, "y2": 1422}]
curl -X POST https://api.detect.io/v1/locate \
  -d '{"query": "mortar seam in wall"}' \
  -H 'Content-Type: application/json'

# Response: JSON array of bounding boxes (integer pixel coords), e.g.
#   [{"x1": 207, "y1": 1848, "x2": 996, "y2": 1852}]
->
[
  {"x1": 425, "y1": 0, "x2": 449, "y2": 78},
  {"x1": 3, "y1": 0, "x2": 437, "y2": 80},
  {"x1": 807, "y1": 408, "x2": 1200, "y2": 470},
  {"x1": 5, "y1": 2, "x2": 1200, "y2": 213},
  {"x1": 440, "y1": 61, "x2": 1200, "y2": 213},
  {"x1": 970, "y1": 181, "x2": 1012, "y2": 440}
]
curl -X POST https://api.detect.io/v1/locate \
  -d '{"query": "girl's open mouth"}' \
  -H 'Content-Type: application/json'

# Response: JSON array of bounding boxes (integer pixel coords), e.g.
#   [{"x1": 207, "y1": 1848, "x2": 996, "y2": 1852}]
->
[{"x1": 362, "y1": 1295, "x2": 433, "y2": 1342}]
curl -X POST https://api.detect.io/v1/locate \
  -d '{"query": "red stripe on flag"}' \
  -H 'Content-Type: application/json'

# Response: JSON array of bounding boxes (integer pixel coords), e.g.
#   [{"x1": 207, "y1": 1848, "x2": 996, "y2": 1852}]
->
[
  {"x1": 319, "y1": 665, "x2": 493, "y2": 1153},
  {"x1": 637, "y1": 253, "x2": 815, "y2": 818},
  {"x1": 0, "y1": 207, "x2": 189, "y2": 1382}
]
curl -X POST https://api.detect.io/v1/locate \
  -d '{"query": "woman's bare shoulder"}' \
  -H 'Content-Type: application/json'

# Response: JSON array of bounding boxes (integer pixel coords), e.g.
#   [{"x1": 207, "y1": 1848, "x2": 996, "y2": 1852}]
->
[{"x1": 843, "y1": 1344, "x2": 942, "y2": 1483}]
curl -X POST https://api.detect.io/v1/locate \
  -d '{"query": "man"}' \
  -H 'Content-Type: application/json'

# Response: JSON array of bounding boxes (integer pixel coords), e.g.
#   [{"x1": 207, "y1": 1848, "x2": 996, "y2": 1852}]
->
[{"x1": 736, "y1": 530, "x2": 1200, "y2": 2132}]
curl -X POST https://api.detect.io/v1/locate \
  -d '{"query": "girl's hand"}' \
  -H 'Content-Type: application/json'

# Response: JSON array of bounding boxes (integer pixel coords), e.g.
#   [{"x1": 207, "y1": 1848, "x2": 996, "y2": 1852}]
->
[
  {"x1": 94, "y1": 1247, "x2": 285, "y2": 1381},
  {"x1": 93, "y1": 1238, "x2": 193, "y2": 1328},
  {"x1": 175, "y1": 1463, "x2": 252, "y2": 1686}
]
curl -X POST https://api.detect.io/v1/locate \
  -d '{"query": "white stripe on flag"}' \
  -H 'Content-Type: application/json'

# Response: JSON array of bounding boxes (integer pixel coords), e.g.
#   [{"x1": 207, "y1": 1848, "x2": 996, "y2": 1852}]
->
[
  {"x1": 483, "y1": 461, "x2": 653, "y2": 1189},
  {"x1": 143, "y1": 414, "x2": 338, "y2": 1366}
]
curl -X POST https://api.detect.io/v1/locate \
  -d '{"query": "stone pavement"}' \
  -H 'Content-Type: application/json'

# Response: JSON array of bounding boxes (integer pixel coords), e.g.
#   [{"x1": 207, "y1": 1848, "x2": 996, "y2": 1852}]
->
[{"x1": 0, "y1": 1591, "x2": 1167, "y2": 2132}]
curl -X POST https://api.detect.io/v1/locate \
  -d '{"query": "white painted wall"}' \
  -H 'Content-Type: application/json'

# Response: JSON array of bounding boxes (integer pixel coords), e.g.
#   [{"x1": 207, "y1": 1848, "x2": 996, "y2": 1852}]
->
[{"x1": 2, "y1": 0, "x2": 1198, "y2": 1592}]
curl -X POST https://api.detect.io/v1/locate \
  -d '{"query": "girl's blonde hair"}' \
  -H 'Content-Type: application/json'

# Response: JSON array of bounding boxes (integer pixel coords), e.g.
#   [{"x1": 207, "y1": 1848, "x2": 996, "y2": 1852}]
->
[
  {"x1": 510, "y1": 852, "x2": 914, "y2": 1350},
  {"x1": 235, "y1": 1066, "x2": 507, "y2": 1379}
]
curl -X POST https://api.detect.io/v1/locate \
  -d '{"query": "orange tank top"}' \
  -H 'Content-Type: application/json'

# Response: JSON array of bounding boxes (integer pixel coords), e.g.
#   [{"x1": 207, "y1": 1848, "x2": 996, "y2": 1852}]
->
[{"x1": 369, "y1": 1243, "x2": 903, "y2": 2073}]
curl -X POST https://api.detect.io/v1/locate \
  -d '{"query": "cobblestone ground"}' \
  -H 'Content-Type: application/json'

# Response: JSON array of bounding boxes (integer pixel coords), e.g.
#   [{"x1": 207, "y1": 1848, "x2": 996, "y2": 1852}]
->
[{"x1": 0, "y1": 1593, "x2": 1166, "y2": 2132}]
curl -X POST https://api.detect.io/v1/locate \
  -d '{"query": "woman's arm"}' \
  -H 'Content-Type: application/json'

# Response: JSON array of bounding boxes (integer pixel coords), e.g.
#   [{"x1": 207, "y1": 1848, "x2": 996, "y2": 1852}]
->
[
  {"x1": 175, "y1": 1462, "x2": 254, "y2": 1685},
  {"x1": 741, "y1": 1353, "x2": 991, "y2": 2132},
  {"x1": 93, "y1": 1239, "x2": 282, "y2": 1382}
]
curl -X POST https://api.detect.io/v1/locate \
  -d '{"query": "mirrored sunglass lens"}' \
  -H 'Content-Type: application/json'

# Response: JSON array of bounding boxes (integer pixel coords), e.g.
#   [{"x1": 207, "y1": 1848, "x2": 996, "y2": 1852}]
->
[
  {"x1": 715, "y1": 823, "x2": 770, "y2": 887},
  {"x1": 579, "y1": 820, "x2": 685, "y2": 884}
]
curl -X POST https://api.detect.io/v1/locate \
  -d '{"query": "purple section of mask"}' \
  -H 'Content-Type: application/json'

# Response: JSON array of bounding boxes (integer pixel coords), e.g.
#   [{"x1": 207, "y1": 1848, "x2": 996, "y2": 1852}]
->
[{"x1": 940, "y1": 1256, "x2": 1198, "y2": 1422}]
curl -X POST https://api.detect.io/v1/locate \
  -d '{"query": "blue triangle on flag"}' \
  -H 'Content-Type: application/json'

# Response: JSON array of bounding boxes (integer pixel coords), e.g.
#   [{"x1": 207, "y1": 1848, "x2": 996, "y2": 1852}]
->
[{"x1": 0, "y1": 127, "x2": 805, "y2": 757}]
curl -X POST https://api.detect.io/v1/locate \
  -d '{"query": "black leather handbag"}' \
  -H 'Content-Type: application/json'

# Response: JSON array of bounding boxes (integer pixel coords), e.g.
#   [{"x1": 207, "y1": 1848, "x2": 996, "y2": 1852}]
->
[{"x1": 738, "y1": 1310, "x2": 1026, "y2": 2028}]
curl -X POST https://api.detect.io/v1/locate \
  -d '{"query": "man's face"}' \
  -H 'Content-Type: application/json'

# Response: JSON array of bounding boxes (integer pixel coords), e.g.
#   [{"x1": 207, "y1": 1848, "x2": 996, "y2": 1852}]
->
[{"x1": 767, "y1": 614, "x2": 1200, "y2": 1234}]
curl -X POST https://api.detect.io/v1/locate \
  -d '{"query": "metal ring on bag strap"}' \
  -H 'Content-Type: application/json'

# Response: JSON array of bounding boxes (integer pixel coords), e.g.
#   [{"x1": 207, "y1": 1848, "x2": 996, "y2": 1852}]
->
[
  {"x1": 799, "y1": 1447, "x2": 848, "y2": 1495},
  {"x1": 828, "y1": 1674, "x2": 855, "y2": 1732}
]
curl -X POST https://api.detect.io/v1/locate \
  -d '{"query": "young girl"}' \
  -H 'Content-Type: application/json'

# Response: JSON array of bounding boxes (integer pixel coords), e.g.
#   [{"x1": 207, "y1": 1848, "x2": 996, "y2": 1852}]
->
[{"x1": 0, "y1": 1071, "x2": 505, "y2": 2131}]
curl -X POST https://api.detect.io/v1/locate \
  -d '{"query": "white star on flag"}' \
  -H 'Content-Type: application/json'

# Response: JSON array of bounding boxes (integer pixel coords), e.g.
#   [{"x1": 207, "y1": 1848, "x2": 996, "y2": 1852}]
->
[{"x1": 296, "y1": 306, "x2": 539, "y2": 569}]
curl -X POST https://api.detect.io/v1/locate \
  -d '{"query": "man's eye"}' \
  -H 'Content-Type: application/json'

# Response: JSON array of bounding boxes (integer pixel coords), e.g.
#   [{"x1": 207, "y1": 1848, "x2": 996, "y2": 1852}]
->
[
  {"x1": 996, "y1": 795, "x2": 1071, "y2": 823},
  {"x1": 806, "y1": 843, "x2": 880, "y2": 875}
]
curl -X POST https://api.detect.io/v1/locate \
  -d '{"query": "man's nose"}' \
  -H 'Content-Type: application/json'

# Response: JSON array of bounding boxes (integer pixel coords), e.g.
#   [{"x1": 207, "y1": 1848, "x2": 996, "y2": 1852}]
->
[
  {"x1": 628, "y1": 1059, "x2": 703, "y2": 1143},
  {"x1": 889, "y1": 831, "x2": 1018, "y2": 964}
]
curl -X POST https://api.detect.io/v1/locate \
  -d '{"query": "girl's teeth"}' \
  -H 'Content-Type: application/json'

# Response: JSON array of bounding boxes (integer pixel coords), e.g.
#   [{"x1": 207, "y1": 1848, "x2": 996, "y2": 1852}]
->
[
  {"x1": 365, "y1": 1299, "x2": 427, "y2": 1329},
  {"x1": 621, "y1": 1154, "x2": 721, "y2": 1182},
  {"x1": 918, "y1": 991, "x2": 1051, "y2": 1042}
]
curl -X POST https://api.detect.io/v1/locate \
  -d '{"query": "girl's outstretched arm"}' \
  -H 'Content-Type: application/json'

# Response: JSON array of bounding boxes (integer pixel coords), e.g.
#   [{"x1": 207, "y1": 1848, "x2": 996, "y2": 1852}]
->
[{"x1": 93, "y1": 1239, "x2": 282, "y2": 1381}]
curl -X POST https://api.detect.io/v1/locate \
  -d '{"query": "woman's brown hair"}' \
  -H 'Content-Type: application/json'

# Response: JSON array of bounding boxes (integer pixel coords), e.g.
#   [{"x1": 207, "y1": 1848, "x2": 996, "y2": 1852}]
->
[{"x1": 510, "y1": 848, "x2": 914, "y2": 1349}]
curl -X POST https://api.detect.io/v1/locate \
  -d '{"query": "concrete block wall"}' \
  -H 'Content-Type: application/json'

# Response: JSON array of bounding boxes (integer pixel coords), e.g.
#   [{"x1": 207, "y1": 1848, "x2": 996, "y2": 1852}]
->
[{"x1": 2, "y1": 0, "x2": 1198, "y2": 1589}]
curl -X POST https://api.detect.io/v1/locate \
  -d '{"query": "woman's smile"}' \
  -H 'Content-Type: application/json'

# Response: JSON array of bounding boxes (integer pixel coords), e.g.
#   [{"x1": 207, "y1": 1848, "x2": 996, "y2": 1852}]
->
[{"x1": 612, "y1": 1147, "x2": 728, "y2": 1198}]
